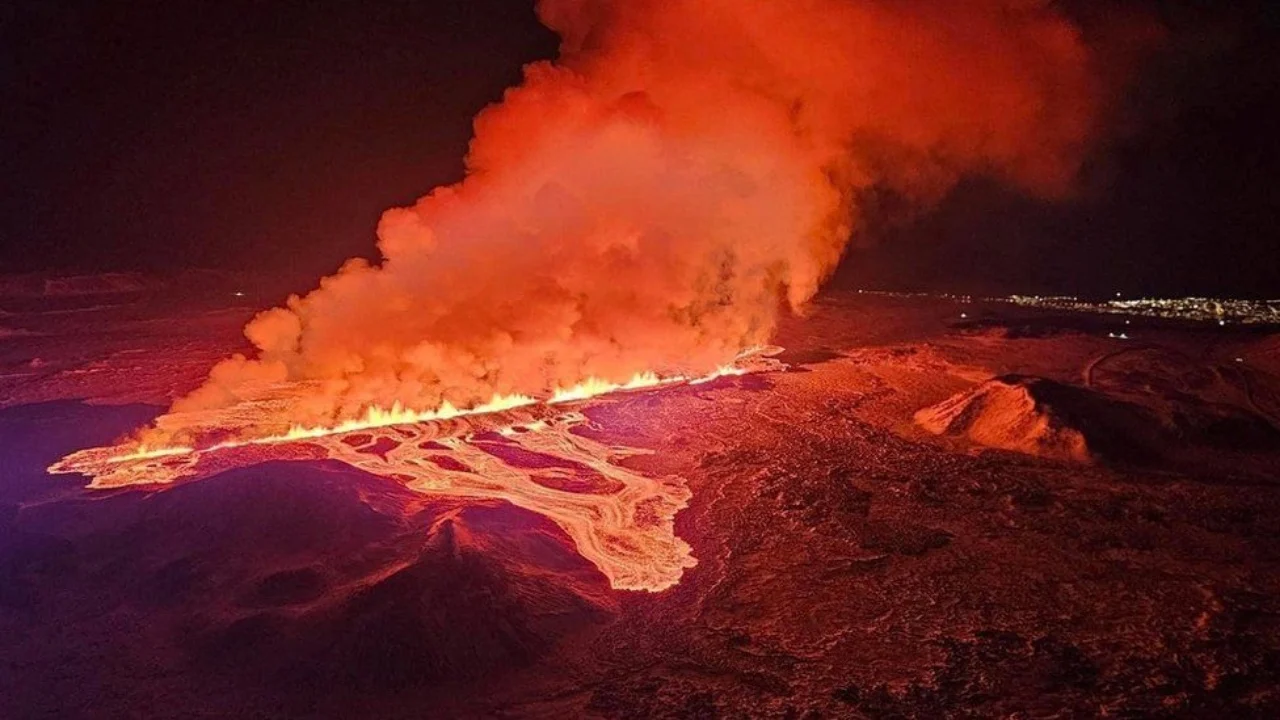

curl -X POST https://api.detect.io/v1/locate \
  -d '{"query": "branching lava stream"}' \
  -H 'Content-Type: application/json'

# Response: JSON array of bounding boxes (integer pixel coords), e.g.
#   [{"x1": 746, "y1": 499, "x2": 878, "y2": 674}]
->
[{"x1": 50, "y1": 348, "x2": 785, "y2": 591}]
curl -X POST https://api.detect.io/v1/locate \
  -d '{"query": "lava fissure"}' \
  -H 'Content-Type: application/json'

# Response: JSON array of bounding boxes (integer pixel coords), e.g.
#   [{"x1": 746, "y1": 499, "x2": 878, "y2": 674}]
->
[{"x1": 49, "y1": 349, "x2": 785, "y2": 591}]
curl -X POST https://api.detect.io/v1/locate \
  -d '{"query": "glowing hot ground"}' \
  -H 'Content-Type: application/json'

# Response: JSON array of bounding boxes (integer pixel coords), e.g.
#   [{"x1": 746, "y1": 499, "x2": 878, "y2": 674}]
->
[{"x1": 49, "y1": 348, "x2": 785, "y2": 591}]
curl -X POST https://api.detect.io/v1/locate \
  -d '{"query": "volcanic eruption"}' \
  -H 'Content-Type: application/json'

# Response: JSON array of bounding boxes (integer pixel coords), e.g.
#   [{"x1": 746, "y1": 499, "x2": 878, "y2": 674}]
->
[
  {"x1": 53, "y1": 0, "x2": 1131, "y2": 589},
  {"x1": 132, "y1": 0, "x2": 1113, "y2": 448},
  {"x1": 18, "y1": 1, "x2": 1280, "y2": 715}
]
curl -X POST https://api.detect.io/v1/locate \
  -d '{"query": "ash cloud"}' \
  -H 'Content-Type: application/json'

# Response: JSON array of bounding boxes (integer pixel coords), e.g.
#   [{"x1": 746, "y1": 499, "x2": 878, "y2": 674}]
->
[{"x1": 155, "y1": 0, "x2": 1150, "y2": 443}]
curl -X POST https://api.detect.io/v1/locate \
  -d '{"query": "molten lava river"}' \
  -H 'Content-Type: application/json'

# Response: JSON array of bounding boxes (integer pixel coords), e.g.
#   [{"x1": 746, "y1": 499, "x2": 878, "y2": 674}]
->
[{"x1": 50, "y1": 349, "x2": 785, "y2": 592}]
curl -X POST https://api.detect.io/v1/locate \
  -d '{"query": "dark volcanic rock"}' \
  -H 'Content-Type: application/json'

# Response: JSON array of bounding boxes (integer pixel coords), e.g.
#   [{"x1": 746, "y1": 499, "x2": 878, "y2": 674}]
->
[
  {"x1": 838, "y1": 631, "x2": 1102, "y2": 717},
  {"x1": 2, "y1": 460, "x2": 612, "y2": 714},
  {"x1": 303, "y1": 509, "x2": 610, "y2": 689},
  {"x1": 5, "y1": 290, "x2": 1280, "y2": 718},
  {"x1": 241, "y1": 567, "x2": 329, "y2": 607},
  {"x1": 859, "y1": 520, "x2": 952, "y2": 556}
]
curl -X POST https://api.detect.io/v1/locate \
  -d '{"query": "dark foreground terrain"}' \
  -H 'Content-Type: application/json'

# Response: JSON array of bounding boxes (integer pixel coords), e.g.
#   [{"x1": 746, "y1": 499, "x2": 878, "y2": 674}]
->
[{"x1": 3, "y1": 275, "x2": 1279, "y2": 718}]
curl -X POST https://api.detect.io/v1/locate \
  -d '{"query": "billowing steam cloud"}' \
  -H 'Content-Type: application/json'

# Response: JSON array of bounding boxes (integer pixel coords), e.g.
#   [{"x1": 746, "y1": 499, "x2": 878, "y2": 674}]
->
[{"x1": 152, "y1": 0, "x2": 1135, "y2": 444}]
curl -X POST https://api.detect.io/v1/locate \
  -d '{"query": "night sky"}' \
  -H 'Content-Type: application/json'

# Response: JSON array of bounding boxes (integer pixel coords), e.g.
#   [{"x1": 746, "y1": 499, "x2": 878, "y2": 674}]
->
[{"x1": 3, "y1": 0, "x2": 1277, "y2": 298}]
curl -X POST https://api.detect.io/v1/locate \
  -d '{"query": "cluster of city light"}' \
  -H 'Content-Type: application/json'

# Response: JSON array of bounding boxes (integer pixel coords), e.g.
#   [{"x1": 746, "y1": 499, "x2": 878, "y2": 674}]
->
[
  {"x1": 1002, "y1": 295, "x2": 1280, "y2": 325},
  {"x1": 854, "y1": 289, "x2": 1280, "y2": 326}
]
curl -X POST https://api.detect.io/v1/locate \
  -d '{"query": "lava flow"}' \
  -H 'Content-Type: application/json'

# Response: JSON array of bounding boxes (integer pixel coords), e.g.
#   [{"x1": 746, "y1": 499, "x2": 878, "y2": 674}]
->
[
  {"x1": 49, "y1": 348, "x2": 783, "y2": 591},
  {"x1": 45, "y1": 0, "x2": 1127, "y2": 593}
]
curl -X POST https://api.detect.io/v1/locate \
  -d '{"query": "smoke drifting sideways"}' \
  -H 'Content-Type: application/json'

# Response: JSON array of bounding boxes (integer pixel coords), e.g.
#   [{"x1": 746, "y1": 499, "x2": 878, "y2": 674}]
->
[{"x1": 146, "y1": 0, "x2": 1152, "y2": 446}]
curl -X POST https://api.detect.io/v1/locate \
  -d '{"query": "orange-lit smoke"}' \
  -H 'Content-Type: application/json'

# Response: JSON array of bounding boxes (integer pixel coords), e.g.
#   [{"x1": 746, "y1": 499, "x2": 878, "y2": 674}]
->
[{"x1": 150, "y1": 0, "x2": 1131, "y2": 445}]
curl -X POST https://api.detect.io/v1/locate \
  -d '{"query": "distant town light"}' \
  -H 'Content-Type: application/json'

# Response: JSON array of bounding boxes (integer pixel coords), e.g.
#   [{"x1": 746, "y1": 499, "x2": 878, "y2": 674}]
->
[{"x1": 1001, "y1": 293, "x2": 1276, "y2": 325}]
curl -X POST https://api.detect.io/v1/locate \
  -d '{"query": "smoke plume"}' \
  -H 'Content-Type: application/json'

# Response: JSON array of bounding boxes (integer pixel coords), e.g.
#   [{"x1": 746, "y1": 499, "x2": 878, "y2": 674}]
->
[{"x1": 153, "y1": 0, "x2": 1139, "y2": 444}]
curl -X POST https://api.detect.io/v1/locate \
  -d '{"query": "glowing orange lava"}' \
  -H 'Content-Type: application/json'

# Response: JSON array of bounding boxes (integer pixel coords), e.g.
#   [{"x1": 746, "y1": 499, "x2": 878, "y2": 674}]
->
[{"x1": 49, "y1": 347, "x2": 783, "y2": 592}]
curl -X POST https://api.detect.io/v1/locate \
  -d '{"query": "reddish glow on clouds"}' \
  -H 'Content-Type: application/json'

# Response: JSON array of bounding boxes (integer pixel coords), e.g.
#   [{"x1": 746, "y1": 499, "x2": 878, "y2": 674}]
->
[
  {"x1": 53, "y1": 1, "x2": 1153, "y2": 590},
  {"x1": 134, "y1": 0, "x2": 1124, "y2": 449}
]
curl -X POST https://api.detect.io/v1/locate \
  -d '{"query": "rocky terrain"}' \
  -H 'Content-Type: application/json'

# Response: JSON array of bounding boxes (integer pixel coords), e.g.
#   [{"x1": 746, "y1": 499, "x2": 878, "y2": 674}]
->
[{"x1": 2, "y1": 281, "x2": 1279, "y2": 718}]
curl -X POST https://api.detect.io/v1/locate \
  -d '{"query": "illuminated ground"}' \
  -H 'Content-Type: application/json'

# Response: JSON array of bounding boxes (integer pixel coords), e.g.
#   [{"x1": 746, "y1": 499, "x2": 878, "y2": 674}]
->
[{"x1": 3, "y1": 276, "x2": 1279, "y2": 718}]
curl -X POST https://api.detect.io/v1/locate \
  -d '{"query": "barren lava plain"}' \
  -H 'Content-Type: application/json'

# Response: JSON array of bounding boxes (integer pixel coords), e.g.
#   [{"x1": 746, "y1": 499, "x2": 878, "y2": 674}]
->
[{"x1": 3, "y1": 276, "x2": 1279, "y2": 719}]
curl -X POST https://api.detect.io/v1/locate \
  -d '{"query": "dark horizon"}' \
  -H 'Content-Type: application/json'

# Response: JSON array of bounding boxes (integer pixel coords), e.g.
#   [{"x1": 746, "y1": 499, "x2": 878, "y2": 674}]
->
[{"x1": 3, "y1": 0, "x2": 1277, "y2": 298}]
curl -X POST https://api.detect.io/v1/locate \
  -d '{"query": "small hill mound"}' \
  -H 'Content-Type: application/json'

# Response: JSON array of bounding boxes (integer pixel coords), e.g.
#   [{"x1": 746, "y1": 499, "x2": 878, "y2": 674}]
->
[{"x1": 915, "y1": 375, "x2": 1157, "y2": 464}]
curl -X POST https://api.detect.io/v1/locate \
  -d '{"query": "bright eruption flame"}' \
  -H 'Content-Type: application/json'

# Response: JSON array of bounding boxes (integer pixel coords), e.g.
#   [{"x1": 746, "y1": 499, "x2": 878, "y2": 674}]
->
[
  {"x1": 132, "y1": 0, "x2": 1137, "y2": 454},
  {"x1": 274, "y1": 391, "x2": 538, "y2": 444},
  {"x1": 51, "y1": 1, "x2": 1150, "y2": 589},
  {"x1": 51, "y1": 350, "x2": 781, "y2": 592},
  {"x1": 90, "y1": 352, "x2": 760, "y2": 463}
]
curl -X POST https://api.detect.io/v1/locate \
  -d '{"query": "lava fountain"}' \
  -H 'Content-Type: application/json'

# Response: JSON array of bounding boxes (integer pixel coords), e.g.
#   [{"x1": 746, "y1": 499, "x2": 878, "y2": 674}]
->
[
  {"x1": 50, "y1": 349, "x2": 784, "y2": 591},
  {"x1": 51, "y1": 1, "x2": 1145, "y2": 589}
]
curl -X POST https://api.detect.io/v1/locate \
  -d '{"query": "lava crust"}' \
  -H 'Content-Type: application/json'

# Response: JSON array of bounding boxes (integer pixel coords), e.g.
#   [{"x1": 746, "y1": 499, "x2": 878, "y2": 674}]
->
[{"x1": 3, "y1": 287, "x2": 1280, "y2": 717}]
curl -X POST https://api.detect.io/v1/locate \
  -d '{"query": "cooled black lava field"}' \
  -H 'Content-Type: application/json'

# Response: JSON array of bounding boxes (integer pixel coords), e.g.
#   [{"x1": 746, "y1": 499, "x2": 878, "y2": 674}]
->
[{"x1": 3, "y1": 277, "x2": 1279, "y2": 718}]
